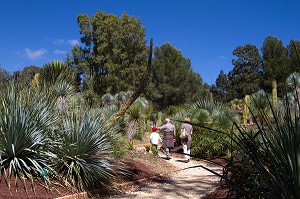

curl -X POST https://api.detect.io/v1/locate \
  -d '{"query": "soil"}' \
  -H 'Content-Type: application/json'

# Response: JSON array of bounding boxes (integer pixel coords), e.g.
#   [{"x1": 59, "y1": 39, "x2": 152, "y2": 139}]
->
[{"x1": 0, "y1": 175, "x2": 77, "y2": 198}]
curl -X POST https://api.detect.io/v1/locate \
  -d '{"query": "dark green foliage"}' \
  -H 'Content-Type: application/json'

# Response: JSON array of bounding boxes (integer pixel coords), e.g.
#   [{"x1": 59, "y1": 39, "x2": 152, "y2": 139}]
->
[
  {"x1": 146, "y1": 43, "x2": 209, "y2": 110},
  {"x1": 227, "y1": 44, "x2": 262, "y2": 100},
  {"x1": 288, "y1": 40, "x2": 300, "y2": 73},
  {"x1": 211, "y1": 70, "x2": 228, "y2": 102},
  {"x1": 191, "y1": 130, "x2": 231, "y2": 158},
  {"x1": 72, "y1": 11, "x2": 147, "y2": 96},
  {"x1": 0, "y1": 66, "x2": 11, "y2": 88},
  {"x1": 261, "y1": 36, "x2": 290, "y2": 96},
  {"x1": 12, "y1": 65, "x2": 40, "y2": 86}
]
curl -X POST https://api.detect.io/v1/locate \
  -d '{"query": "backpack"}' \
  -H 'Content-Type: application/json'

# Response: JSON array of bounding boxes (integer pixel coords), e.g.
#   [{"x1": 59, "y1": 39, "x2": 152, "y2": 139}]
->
[{"x1": 180, "y1": 127, "x2": 188, "y2": 139}]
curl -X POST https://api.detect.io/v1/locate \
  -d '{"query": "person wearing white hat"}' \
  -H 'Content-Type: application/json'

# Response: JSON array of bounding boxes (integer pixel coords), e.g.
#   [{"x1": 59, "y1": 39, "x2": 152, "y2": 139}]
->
[{"x1": 157, "y1": 118, "x2": 176, "y2": 160}]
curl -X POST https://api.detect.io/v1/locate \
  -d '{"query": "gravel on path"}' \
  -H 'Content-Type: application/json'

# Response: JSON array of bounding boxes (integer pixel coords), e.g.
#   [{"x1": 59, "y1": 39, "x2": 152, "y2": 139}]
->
[{"x1": 111, "y1": 151, "x2": 222, "y2": 199}]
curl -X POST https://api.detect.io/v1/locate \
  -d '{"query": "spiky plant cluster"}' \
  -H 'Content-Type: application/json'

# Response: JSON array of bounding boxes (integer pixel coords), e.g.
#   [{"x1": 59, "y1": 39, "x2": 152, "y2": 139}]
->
[{"x1": 0, "y1": 61, "x2": 123, "y2": 194}]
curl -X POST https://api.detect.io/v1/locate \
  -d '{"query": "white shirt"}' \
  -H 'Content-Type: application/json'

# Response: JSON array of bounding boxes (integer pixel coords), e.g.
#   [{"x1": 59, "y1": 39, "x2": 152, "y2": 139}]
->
[{"x1": 150, "y1": 132, "x2": 162, "y2": 145}]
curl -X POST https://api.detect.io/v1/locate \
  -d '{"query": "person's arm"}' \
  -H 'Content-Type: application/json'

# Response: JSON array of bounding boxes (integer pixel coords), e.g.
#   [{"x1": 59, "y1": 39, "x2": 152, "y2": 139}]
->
[{"x1": 173, "y1": 126, "x2": 176, "y2": 140}]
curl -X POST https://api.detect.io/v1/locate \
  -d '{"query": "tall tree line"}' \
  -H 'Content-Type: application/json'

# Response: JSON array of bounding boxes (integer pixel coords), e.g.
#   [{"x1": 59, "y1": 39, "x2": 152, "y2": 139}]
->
[
  {"x1": 65, "y1": 11, "x2": 208, "y2": 110},
  {"x1": 212, "y1": 36, "x2": 300, "y2": 102}
]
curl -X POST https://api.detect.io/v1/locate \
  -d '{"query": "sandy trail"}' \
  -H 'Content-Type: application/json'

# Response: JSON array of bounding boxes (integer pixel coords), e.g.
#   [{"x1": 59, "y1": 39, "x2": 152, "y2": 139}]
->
[{"x1": 111, "y1": 151, "x2": 222, "y2": 199}]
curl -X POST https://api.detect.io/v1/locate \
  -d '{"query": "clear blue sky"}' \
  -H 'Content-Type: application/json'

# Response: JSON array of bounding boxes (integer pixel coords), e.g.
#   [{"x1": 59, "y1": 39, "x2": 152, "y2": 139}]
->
[{"x1": 1, "y1": 0, "x2": 300, "y2": 85}]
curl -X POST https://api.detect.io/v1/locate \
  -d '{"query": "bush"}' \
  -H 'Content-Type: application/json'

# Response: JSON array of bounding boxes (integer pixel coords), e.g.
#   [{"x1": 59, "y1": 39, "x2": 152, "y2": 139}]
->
[
  {"x1": 151, "y1": 147, "x2": 158, "y2": 155},
  {"x1": 191, "y1": 130, "x2": 232, "y2": 158},
  {"x1": 144, "y1": 144, "x2": 151, "y2": 152},
  {"x1": 199, "y1": 89, "x2": 300, "y2": 198}
]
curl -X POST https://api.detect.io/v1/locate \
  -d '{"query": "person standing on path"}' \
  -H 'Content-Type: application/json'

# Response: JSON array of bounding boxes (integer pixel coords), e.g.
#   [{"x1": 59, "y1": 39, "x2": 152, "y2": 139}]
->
[
  {"x1": 150, "y1": 126, "x2": 162, "y2": 149},
  {"x1": 181, "y1": 117, "x2": 193, "y2": 163},
  {"x1": 157, "y1": 118, "x2": 176, "y2": 160}
]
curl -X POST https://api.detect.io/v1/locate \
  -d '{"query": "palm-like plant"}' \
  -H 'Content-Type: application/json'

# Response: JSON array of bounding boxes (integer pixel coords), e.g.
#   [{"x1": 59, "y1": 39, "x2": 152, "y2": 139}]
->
[
  {"x1": 39, "y1": 60, "x2": 74, "y2": 86},
  {"x1": 188, "y1": 99, "x2": 238, "y2": 131},
  {"x1": 125, "y1": 101, "x2": 147, "y2": 141},
  {"x1": 250, "y1": 89, "x2": 272, "y2": 124}
]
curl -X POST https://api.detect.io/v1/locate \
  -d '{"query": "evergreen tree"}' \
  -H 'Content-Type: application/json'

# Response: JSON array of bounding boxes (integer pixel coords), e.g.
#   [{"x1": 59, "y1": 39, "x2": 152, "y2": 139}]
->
[
  {"x1": 146, "y1": 43, "x2": 207, "y2": 110},
  {"x1": 211, "y1": 70, "x2": 228, "y2": 102},
  {"x1": 288, "y1": 39, "x2": 300, "y2": 73},
  {"x1": 261, "y1": 36, "x2": 289, "y2": 95},
  {"x1": 69, "y1": 11, "x2": 148, "y2": 96},
  {"x1": 227, "y1": 44, "x2": 262, "y2": 100}
]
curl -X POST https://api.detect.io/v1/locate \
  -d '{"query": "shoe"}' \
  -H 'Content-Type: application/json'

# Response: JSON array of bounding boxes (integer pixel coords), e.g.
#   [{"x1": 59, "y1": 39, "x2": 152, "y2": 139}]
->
[
  {"x1": 166, "y1": 157, "x2": 171, "y2": 160},
  {"x1": 184, "y1": 159, "x2": 189, "y2": 163}
]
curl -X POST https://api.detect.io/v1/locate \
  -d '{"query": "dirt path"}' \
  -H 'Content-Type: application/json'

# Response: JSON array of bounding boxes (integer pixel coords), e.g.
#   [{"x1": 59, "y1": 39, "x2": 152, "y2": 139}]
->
[{"x1": 111, "y1": 151, "x2": 222, "y2": 199}]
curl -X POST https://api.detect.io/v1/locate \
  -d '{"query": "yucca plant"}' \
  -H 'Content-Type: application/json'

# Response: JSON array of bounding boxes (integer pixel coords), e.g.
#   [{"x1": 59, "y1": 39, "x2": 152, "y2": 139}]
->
[
  {"x1": 39, "y1": 60, "x2": 74, "y2": 86},
  {"x1": 52, "y1": 107, "x2": 115, "y2": 191},
  {"x1": 195, "y1": 87, "x2": 300, "y2": 198},
  {"x1": 125, "y1": 98, "x2": 148, "y2": 141},
  {"x1": 0, "y1": 82, "x2": 56, "y2": 190}
]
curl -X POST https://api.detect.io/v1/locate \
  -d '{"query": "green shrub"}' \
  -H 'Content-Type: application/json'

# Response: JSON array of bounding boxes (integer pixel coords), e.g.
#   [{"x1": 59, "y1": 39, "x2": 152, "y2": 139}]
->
[
  {"x1": 144, "y1": 144, "x2": 151, "y2": 152},
  {"x1": 127, "y1": 140, "x2": 135, "y2": 150},
  {"x1": 191, "y1": 130, "x2": 232, "y2": 158},
  {"x1": 199, "y1": 89, "x2": 300, "y2": 198},
  {"x1": 151, "y1": 147, "x2": 158, "y2": 155}
]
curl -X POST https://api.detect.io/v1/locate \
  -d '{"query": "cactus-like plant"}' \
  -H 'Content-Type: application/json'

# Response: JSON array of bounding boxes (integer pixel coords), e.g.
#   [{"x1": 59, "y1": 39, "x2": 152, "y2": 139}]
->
[
  {"x1": 157, "y1": 112, "x2": 163, "y2": 126},
  {"x1": 272, "y1": 80, "x2": 278, "y2": 111},
  {"x1": 242, "y1": 95, "x2": 250, "y2": 125}
]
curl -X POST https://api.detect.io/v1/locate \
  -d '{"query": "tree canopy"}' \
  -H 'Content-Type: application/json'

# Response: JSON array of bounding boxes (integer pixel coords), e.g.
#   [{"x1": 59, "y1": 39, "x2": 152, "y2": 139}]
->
[
  {"x1": 69, "y1": 11, "x2": 148, "y2": 96},
  {"x1": 227, "y1": 44, "x2": 262, "y2": 100},
  {"x1": 146, "y1": 42, "x2": 209, "y2": 110}
]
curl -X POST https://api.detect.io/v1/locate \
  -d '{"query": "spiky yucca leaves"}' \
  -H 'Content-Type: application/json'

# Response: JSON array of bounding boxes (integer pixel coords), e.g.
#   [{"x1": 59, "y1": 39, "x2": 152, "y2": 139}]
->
[
  {"x1": 250, "y1": 90, "x2": 272, "y2": 123},
  {"x1": 0, "y1": 83, "x2": 56, "y2": 187},
  {"x1": 125, "y1": 99, "x2": 148, "y2": 141},
  {"x1": 187, "y1": 99, "x2": 238, "y2": 131},
  {"x1": 53, "y1": 107, "x2": 115, "y2": 191},
  {"x1": 195, "y1": 90, "x2": 300, "y2": 198},
  {"x1": 39, "y1": 60, "x2": 74, "y2": 86},
  {"x1": 52, "y1": 79, "x2": 76, "y2": 112}
]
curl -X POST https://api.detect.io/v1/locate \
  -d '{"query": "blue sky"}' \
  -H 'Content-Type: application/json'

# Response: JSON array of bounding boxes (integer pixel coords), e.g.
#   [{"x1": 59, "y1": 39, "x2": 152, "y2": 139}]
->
[{"x1": 1, "y1": 0, "x2": 300, "y2": 85}]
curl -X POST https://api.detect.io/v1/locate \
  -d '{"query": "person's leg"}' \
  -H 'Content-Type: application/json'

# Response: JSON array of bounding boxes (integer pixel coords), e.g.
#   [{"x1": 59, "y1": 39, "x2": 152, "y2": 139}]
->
[
  {"x1": 182, "y1": 143, "x2": 188, "y2": 160},
  {"x1": 165, "y1": 147, "x2": 170, "y2": 159},
  {"x1": 186, "y1": 148, "x2": 191, "y2": 160}
]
